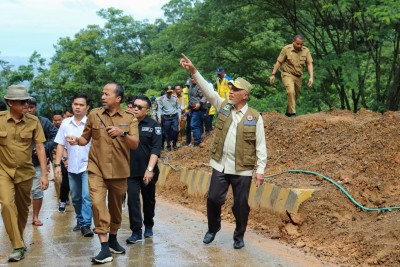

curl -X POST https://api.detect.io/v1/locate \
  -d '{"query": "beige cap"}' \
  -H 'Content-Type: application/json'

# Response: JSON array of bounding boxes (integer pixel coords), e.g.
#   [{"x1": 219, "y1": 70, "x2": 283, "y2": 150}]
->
[
  {"x1": 4, "y1": 85, "x2": 30, "y2": 100},
  {"x1": 228, "y1": 78, "x2": 253, "y2": 93}
]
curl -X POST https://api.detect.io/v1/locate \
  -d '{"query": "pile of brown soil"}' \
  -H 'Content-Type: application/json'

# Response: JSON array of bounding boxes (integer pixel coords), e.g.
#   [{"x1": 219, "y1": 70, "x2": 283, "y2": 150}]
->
[{"x1": 158, "y1": 109, "x2": 400, "y2": 266}]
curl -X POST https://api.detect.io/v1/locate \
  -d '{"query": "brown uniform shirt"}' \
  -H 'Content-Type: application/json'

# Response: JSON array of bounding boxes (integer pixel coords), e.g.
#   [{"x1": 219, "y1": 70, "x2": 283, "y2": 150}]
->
[
  {"x1": 277, "y1": 44, "x2": 313, "y2": 77},
  {"x1": 0, "y1": 111, "x2": 46, "y2": 183},
  {"x1": 81, "y1": 107, "x2": 139, "y2": 179}
]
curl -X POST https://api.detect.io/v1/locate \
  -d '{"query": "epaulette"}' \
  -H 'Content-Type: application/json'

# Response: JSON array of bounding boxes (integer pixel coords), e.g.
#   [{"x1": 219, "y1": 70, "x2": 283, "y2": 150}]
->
[
  {"x1": 0, "y1": 110, "x2": 7, "y2": 116},
  {"x1": 91, "y1": 107, "x2": 103, "y2": 112},
  {"x1": 25, "y1": 113, "x2": 39, "y2": 121}
]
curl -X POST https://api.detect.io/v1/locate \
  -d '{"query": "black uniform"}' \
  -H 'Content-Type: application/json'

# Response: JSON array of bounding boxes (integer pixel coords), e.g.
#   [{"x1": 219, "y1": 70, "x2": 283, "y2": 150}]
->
[{"x1": 128, "y1": 116, "x2": 162, "y2": 235}]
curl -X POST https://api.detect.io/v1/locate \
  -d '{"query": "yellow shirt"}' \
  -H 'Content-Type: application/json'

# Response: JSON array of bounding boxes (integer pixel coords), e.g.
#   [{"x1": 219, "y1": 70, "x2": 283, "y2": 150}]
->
[
  {"x1": 217, "y1": 75, "x2": 232, "y2": 100},
  {"x1": 182, "y1": 86, "x2": 190, "y2": 112},
  {"x1": 0, "y1": 111, "x2": 46, "y2": 183},
  {"x1": 81, "y1": 107, "x2": 139, "y2": 179}
]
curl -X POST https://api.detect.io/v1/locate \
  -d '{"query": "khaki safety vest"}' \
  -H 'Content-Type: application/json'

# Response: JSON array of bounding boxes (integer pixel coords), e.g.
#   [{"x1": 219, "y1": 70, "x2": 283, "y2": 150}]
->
[{"x1": 210, "y1": 100, "x2": 260, "y2": 171}]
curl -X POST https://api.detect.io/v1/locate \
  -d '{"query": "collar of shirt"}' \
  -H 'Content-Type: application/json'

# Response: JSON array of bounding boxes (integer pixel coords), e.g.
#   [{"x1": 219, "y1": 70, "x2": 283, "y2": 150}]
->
[
  {"x1": 232, "y1": 103, "x2": 249, "y2": 114},
  {"x1": 6, "y1": 111, "x2": 28, "y2": 123},
  {"x1": 100, "y1": 107, "x2": 124, "y2": 117},
  {"x1": 66, "y1": 115, "x2": 87, "y2": 127}
]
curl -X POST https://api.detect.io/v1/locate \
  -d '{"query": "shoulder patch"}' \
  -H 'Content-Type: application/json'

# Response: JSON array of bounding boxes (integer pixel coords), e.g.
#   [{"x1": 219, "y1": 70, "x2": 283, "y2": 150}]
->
[{"x1": 155, "y1": 127, "x2": 162, "y2": 135}]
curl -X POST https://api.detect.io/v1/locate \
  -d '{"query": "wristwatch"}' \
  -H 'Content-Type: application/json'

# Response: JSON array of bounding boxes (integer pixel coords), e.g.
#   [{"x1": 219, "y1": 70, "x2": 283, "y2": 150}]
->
[
  {"x1": 122, "y1": 131, "x2": 127, "y2": 137},
  {"x1": 54, "y1": 163, "x2": 61, "y2": 167}
]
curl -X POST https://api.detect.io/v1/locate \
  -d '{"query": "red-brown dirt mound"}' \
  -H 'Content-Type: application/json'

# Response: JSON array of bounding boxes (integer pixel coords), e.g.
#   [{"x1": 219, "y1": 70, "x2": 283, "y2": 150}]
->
[{"x1": 158, "y1": 109, "x2": 400, "y2": 267}]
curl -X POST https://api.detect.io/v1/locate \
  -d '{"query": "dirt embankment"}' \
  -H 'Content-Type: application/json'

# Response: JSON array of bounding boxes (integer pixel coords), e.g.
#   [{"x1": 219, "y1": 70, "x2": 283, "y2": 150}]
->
[{"x1": 158, "y1": 109, "x2": 400, "y2": 267}]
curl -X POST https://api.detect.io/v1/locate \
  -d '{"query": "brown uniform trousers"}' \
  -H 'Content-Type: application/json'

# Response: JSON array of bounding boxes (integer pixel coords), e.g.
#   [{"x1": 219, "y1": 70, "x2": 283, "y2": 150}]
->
[
  {"x1": 0, "y1": 178, "x2": 33, "y2": 248},
  {"x1": 88, "y1": 173, "x2": 127, "y2": 234},
  {"x1": 281, "y1": 72, "x2": 303, "y2": 114}
]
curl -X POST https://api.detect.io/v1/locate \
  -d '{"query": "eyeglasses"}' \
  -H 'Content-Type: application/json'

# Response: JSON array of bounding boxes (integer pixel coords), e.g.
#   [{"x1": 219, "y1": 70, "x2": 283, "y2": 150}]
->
[
  {"x1": 133, "y1": 104, "x2": 148, "y2": 110},
  {"x1": 229, "y1": 86, "x2": 243, "y2": 92}
]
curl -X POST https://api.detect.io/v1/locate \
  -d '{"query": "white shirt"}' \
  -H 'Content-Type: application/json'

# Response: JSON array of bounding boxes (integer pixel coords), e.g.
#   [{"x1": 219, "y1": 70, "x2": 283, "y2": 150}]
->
[
  {"x1": 54, "y1": 116, "x2": 91, "y2": 174},
  {"x1": 193, "y1": 71, "x2": 267, "y2": 176}
]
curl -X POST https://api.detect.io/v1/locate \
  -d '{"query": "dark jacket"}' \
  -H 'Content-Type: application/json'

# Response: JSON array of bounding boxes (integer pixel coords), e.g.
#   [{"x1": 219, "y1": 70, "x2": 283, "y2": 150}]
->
[
  {"x1": 32, "y1": 115, "x2": 58, "y2": 166},
  {"x1": 129, "y1": 116, "x2": 162, "y2": 179}
]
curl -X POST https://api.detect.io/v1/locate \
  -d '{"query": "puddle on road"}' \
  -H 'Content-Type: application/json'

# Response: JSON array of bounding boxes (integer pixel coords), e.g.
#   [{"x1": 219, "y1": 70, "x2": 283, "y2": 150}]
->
[{"x1": 0, "y1": 183, "x2": 334, "y2": 266}]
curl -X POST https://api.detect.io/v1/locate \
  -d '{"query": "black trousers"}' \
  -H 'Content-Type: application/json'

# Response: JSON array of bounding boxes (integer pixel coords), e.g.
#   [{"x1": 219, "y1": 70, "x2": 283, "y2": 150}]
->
[
  {"x1": 59, "y1": 162, "x2": 70, "y2": 202},
  {"x1": 207, "y1": 169, "x2": 252, "y2": 242},
  {"x1": 161, "y1": 115, "x2": 179, "y2": 148},
  {"x1": 127, "y1": 174, "x2": 158, "y2": 234}
]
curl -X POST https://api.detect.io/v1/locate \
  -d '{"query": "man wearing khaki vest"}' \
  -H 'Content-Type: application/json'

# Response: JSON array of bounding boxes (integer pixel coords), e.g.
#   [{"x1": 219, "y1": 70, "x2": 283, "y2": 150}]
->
[
  {"x1": 180, "y1": 54, "x2": 267, "y2": 249},
  {"x1": 269, "y1": 34, "x2": 314, "y2": 117},
  {"x1": 0, "y1": 85, "x2": 49, "y2": 262}
]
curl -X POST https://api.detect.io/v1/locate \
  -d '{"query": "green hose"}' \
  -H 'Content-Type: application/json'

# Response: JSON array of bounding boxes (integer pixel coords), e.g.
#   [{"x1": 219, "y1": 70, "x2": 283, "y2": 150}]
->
[
  {"x1": 265, "y1": 170, "x2": 400, "y2": 212},
  {"x1": 159, "y1": 155, "x2": 180, "y2": 171}
]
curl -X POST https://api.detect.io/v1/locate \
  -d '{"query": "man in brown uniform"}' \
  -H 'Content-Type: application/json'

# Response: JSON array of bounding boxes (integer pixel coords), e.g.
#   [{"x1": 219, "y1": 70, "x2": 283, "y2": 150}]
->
[
  {"x1": 0, "y1": 85, "x2": 49, "y2": 262},
  {"x1": 67, "y1": 82, "x2": 139, "y2": 264},
  {"x1": 269, "y1": 34, "x2": 314, "y2": 117}
]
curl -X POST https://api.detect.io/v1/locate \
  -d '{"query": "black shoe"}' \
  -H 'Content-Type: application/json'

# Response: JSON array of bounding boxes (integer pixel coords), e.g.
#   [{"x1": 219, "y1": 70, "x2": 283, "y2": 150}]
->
[
  {"x1": 173, "y1": 145, "x2": 178, "y2": 151},
  {"x1": 144, "y1": 227, "x2": 153, "y2": 238},
  {"x1": 109, "y1": 240, "x2": 126, "y2": 254},
  {"x1": 167, "y1": 146, "x2": 171, "y2": 151},
  {"x1": 126, "y1": 232, "x2": 143, "y2": 244},
  {"x1": 81, "y1": 225, "x2": 94, "y2": 237},
  {"x1": 203, "y1": 232, "x2": 217, "y2": 244},
  {"x1": 233, "y1": 240, "x2": 245, "y2": 249},
  {"x1": 91, "y1": 250, "x2": 113, "y2": 264},
  {"x1": 73, "y1": 224, "x2": 81, "y2": 232}
]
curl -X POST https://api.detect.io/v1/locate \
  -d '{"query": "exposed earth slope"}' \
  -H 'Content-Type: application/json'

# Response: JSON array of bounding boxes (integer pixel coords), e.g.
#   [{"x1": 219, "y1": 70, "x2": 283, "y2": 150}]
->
[{"x1": 158, "y1": 109, "x2": 400, "y2": 267}]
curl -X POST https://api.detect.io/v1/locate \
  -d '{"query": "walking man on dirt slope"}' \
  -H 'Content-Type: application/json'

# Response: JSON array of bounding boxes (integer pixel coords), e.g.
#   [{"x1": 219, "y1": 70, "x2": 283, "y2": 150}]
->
[
  {"x1": 180, "y1": 54, "x2": 267, "y2": 249},
  {"x1": 269, "y1": 34, "x2": 314, "y2": 117}
]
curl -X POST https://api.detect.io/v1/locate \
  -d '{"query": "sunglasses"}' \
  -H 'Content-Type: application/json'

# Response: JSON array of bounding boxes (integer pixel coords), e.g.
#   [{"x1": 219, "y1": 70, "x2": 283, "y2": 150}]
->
[
  {"x1": 12, "y1": 99, "x2": 29, "y2": 104},
  {"x1": 133, "y1": 104, "x2": 148, "y2": 110}
]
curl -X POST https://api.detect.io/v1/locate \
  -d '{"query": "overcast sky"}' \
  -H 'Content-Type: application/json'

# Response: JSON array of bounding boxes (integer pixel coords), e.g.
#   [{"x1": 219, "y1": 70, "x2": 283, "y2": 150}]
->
[{"x1": 0, "y1": 0, "x2": 169, "y2": 58}]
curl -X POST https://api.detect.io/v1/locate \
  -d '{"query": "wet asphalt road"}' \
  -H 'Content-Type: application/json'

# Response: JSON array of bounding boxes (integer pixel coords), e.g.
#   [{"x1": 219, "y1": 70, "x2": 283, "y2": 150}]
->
[{"x1": 0, "y1": 182, "x2": 334, "y2": 266}]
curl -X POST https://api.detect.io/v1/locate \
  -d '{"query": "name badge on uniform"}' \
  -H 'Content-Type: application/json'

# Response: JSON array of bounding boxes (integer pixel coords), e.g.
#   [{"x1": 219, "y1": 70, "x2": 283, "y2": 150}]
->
[
  {"x1": 244, "y1": 116, "x2": 257, "y2": 126},
  {"x1": 119, "y1": 124, "x2": 128, "y2": 126}
]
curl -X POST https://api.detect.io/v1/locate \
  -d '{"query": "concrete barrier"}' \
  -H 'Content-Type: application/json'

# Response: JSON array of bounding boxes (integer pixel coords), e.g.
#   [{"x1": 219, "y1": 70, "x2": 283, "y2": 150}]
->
[
  {"x1": 159, "y1": 165, "x2": 316, "y2": 214},
  {"x1": 158, "y1": 164, "x2": 172, "y2": 186}
]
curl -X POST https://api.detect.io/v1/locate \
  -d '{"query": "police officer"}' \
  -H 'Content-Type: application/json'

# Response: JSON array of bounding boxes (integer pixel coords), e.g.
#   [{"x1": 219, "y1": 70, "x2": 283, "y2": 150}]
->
[
  {"x1": 125, "y1": 96, "x2": 162, "y2": 244},
  {"x1": 0, "y1": 85, "x2": 49, "y2": 262},
  {"x1": 181, "y1": 54, "x2": 267, "y2": 250},
  {"x1": 157, "y1": 85, "x2": 181, "y2": 151},
  {"x1": 269, "y1": 34, "x2": 314, "y2": 117}
]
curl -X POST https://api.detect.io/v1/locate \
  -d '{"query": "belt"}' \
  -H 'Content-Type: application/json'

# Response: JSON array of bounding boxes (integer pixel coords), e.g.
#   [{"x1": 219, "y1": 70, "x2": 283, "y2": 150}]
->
[
  {"x1": 162, "y1": 114, "x2": 178, "y2": 117},
  {"x1": 283, "y1": 71, "x2": 301, "y2": 78}
]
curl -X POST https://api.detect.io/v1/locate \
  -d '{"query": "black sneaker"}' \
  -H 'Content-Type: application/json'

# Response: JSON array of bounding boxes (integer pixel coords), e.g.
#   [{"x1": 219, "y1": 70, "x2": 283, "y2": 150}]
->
[
  {"x1": 81, "y1": 225, "x2": 94, "y2": 237},
  {"x1": 109, "y1": 240, "x2": 126, "y2": 254},
  {"x1": 58, "y1": 202, "x2": 66, "y2": 213},
  {"x1": 144, "y1": 227, "x2": 153, "y2": 238},
  {"x1": 91, "y1": 250, "x2": 112, "y2": 264},
  {"x1": 126, "y1": 232, "x2": 143, "y2": 244}
]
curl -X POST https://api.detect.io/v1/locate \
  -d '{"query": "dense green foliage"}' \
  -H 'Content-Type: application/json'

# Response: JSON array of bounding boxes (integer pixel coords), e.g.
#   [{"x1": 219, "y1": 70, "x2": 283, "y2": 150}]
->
[{"x1": 1, "y1": 0, "x2": 399, "y2": 117}]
